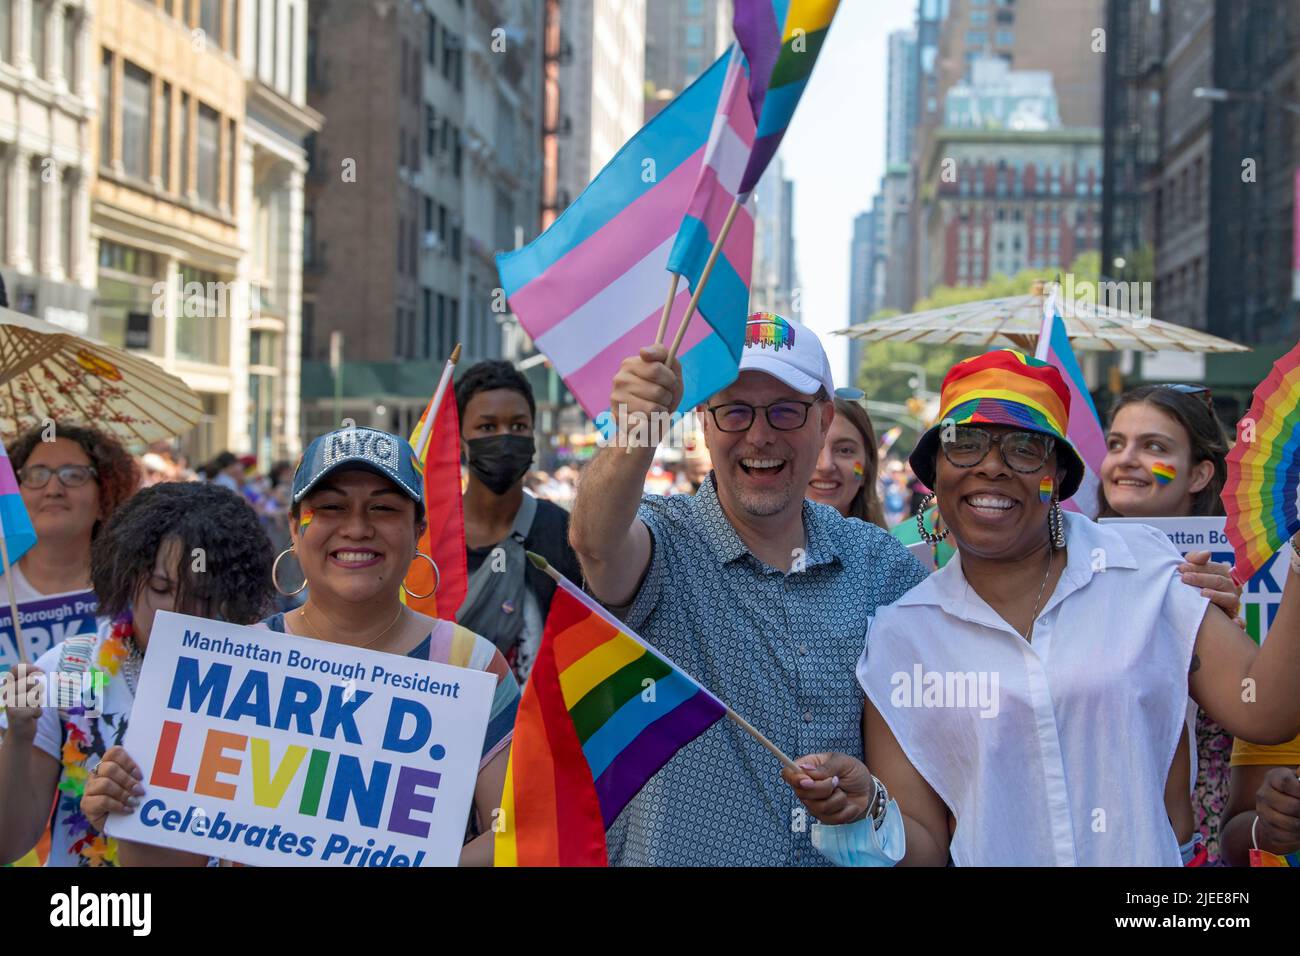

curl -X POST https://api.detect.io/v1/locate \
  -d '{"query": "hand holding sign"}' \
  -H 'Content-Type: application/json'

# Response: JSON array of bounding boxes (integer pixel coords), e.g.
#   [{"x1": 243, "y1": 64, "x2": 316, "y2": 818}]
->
[{"x1": 105, "y1": 611, "x2": 495, "y2": 867}]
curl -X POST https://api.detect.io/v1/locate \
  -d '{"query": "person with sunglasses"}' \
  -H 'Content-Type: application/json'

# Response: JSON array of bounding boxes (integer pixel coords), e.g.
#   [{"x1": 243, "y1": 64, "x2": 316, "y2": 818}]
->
[
  {"x1": 4, "y1": 423, "x2": 140, "y2": 615},
  {"x1": 779, "y1": 350, "x2": 1300, "y2": 866},
  {"x1": 1098, "y1": 384, "x2": 1243, "y2": 863},
  {"x1": 570, "y1": 312, "x2": 927, "y2": 866}
]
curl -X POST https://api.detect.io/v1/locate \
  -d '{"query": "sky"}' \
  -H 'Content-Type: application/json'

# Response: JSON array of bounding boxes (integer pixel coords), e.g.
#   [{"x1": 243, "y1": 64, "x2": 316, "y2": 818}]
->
[{"x1": 778, "y1": 0, "x2": 918, "y2": 387}]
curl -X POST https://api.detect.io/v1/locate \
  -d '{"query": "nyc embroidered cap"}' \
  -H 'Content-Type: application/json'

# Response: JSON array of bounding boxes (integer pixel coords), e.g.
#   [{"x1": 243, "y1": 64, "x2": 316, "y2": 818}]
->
[{"x1": 292, "y1": 426, "x2": 425, "y2": 511}]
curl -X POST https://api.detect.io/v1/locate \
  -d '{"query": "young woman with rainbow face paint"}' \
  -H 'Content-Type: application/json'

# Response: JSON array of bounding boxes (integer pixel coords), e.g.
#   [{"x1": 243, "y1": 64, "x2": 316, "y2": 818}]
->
[{"x1": 806, "y1": 397, "x2": 888, "y2": 528}]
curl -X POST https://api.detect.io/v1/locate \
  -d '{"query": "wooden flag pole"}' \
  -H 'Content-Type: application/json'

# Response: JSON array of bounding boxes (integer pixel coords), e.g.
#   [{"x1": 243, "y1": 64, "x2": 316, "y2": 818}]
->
[
  {"x1": 414, "y1": 342, "x2": 462, "y2": 455},
  {"x1": 526, "y1": 550, "x2": 799, "y2": 771},
  {"x1": 653, "y1": 273, "x2": 681, "y2": 346},
  {"x1": 0, "y1": 531, "x2": 27, "y2": 666},
  {"x1": 666, "y1": 197, "x2": 743, "y2": 362}
]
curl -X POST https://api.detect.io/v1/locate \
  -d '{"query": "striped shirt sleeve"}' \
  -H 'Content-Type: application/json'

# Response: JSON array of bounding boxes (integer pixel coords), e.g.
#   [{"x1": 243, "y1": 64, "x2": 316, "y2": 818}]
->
[{"x1": 430, "y1": 622, "x2": 520, "y2": 768}]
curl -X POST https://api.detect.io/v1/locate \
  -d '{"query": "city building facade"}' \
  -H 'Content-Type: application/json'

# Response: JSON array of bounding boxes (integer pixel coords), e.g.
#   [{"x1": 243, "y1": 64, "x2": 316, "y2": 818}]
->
[{"x1": 0, "y1": 0, "x2": 96, "y2": 337}]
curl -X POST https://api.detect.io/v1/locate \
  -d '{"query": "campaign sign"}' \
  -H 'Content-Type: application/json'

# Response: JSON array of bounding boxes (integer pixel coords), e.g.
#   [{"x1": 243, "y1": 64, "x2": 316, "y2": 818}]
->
[
  {"x1": 0, "y1": 590, "x2": 98, "y2": 672},
  {"x1": 1101, "y1": 517, "x2": 1287, "y2": 643},
  {"x1": 105, "y1": 611, "x2": 495, "y2": 867}
]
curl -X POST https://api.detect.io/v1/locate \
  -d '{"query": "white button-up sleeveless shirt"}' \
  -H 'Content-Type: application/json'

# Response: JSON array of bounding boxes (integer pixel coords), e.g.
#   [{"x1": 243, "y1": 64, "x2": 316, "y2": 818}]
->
[{"x1": 860, "y1": 512, "x2": 1209, "y2": 866}]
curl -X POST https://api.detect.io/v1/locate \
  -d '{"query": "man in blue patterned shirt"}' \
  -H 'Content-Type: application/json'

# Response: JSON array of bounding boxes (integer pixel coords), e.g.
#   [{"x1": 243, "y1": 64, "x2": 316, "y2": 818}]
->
[{"x1": 570, "y1": 313, "x2": 928, "y2": 866}]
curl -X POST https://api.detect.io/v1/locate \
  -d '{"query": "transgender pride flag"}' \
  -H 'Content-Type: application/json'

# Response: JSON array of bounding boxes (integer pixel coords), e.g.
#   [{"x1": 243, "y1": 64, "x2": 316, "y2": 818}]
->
[
  {"x1": 498, "y1": 51, "x2": 754, "y2": 422},
  {"x1": 0, "y1": 443, "x2": 36, "y2": 574},
  {"x1": 1035, "y1": 285, "x2": 1108, "y2": 517}
]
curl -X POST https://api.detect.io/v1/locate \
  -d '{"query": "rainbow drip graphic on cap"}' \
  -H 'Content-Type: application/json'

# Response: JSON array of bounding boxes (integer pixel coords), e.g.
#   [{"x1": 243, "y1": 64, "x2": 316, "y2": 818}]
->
[
  {"x1": 745, "y1": 313, "x2": 796, "y2": 352},
  {"x1": 1152, "y1": 462, "x2": 1176, "y2": 486},
  {"x1": 1039, "y1": 475, "x2": 1054, "y2": 503},
  {"x1": 852, "y1": 462, "x2": 865, "y2": 482}
]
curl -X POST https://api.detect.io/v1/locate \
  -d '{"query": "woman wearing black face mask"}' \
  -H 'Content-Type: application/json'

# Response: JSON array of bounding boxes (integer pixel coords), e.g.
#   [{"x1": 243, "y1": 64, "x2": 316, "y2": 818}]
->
[{"x1": 456, "y1": 360, "x2": 584, "y2": 684}]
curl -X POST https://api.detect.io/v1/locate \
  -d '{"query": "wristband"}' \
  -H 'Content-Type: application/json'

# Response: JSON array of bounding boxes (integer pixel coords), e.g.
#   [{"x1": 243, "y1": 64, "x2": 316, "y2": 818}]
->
[{"x1": 1289, "y1": 536, "x2": 1300, "y2": 576}]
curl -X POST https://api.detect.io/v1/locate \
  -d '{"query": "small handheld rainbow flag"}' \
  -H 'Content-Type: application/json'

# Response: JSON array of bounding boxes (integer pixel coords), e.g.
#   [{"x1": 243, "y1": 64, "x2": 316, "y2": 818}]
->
[
  {"x1": 1250, "y1": 847, "x2": 1299, "y2": 867},
  {"x1": 1223, "y1": 339, "x2": 1300, "y2": 585},
  {"x1": 495, "y1": 555, "x2": 728, "y2": 866}
]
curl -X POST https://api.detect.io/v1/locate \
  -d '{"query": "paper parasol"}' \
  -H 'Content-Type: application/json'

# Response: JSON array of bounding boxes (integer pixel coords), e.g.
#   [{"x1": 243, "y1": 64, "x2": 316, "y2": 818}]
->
[{"x1": 1223, "y1": 340, "x2": 1300, "y2": 586}]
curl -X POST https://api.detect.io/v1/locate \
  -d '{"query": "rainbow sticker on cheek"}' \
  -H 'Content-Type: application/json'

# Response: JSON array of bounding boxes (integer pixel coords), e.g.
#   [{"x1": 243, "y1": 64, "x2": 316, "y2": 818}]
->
[
  {"x1": 1152, "y1": 462, "x2": 1176, "y2": 485},
  {"x1": 1039, "y1": 476, "x2": 1054, "y2": 503},
  {"x1": 852, "y1": 462, "x2": 865, "y2": 482},
  {"x1": 299, "y1": 508, "x2": 314, "y2": 536}
]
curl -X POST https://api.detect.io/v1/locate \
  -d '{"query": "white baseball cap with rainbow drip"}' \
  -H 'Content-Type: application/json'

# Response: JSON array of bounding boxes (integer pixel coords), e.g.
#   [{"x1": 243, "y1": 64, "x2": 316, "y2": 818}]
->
[{"x1": 738, "y1": 312, "x2": 835, "y2": 398}]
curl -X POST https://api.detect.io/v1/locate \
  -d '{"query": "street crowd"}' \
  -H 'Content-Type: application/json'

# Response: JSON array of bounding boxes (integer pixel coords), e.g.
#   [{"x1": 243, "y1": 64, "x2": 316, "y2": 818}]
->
[{"x1": 0, "y1": 312, "x2": 1297, "y2": 867}]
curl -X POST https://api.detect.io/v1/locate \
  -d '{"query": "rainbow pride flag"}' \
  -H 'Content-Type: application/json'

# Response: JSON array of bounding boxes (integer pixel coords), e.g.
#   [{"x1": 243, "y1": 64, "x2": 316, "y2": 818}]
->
[
  {"x1": 495, "y1": 558, "x2": 726, "y2": 866},
  {"x1": 1035, "y1": 285, "x2": 1107, "y2": 518},
  {"x1": 1223, "y1": 339, "x2": 1300, "y2": 585},
  {"x1": 498, "y1": 53, "x2": 753, "y2": 421},
  {"x1": 1250, "y1": 847, "x2": 1300, "y2": 867},
  {"x1": 0, "y1": 442, "x2": 36, "y2": 574},
  {"x1": 734, "y1": 0, "x2": 842, "y2": 196}
]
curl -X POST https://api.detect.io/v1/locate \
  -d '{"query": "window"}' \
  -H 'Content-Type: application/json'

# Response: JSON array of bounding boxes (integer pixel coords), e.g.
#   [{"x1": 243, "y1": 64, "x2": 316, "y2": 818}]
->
[
  {"x1": 99, "y1": 51, "x2": 113, "y2": 168},
  {"x1": 422, "y1": 289, "x2": 432, "y2": 358},
  {"x1": 200, "y1": 0, "x2": 220, "y2": 45},
  {"x1": 996, "y1": 30, "x2": 1014, "y2": 46},
  {"x1": 30, "y1": 0, "x2": 45, "y2": 78},
  {"x1": 61, "y1": 168, "x2": 74, "y2": 275},
  {"x1": 0, "y1": 1, "x2": 10, "y2": 64},
  {"x1": 62, "y1": 12, "x2": 77, "y2": 87},
  {"x1": 180, "y1": 92, "x2": 191, "y2": 194},
  {"x1": 686, "y1": 0, "x2": 704, "y2": 14},
  {"x1": 397, "y1": 216, "x2": 405, "y2": 274},
  {"x1": 442, "y1": 30, "x2": 454, "y2": 80},
  {"x1": 426, "y1": 14, "x2": 437, "y2": 65},
  {"x1": 196, "y1": 103, "x2": 220, "y2": 206},
  {"x1": 307, "y1": 27, "x2": 318, "y2": 87},
  {"x1": 121, "y1": 63, "x2": 152, "y2": 181},
  {"x1": 684, "y1": 54, "x2": 702, "y2": 78},
  {"x1": 160, "y1": 83, "x2": 172, "y2": 190},
  {"x1": 971, "y1": 10, "x2": 988, "y2": 24},
  {"x1": 423, "y1": 197, "x2": 432, "y2": 233},
  {"x1": 452, "y1": 128, "x2": 461, "y2": 177},
  {"x1": 400, "y1": 38, "x2": 409, "y2": 97},
  {"x1": 425, "y1": 106, "x2": 436, "y2": 156},
  {"x1": 685, "y1": 25, "x2": 703, "y2": 47},
  {"x1": 303, "y1": 209, "x2": 314, "y2": 266},
  {"x1": 27, "y1": 156, "x2": 41, "y2": 268},
  {"x1": 966, "y1": 31, "x2": 986, "y2": 46},
  {"x1": 288, "y1": 3, "x2": 297, "y2": 96},
  {"x1": 227, "y1": 117, "x2": 237, "y2": 211},
  {"x1": 438, "y1": 204, "x2": 447, "y2": 243},
  {"x1": 451, "y1": 221, "x2": 461, "y2": 262}
]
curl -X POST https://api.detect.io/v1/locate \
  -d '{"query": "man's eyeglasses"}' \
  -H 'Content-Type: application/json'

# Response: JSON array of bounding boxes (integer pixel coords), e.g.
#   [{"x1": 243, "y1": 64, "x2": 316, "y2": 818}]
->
[
  {"x1": 1156, "y1": 383, "x2": 1214, "y2": 413},
  {"x1": 18, "y1": 465, "x2": 99, "y2": 489},
  {"x1": 940, "y1": 426, "x2": 1055, "y2": 473},
  {"x1": 706, "y1": 400, "x2": 819, "y2": 433}
]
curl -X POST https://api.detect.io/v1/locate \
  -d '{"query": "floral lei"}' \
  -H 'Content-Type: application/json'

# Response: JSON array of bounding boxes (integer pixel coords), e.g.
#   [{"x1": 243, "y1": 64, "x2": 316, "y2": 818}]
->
[{"x1": 57, "y1": 612, "x2": 134, "y2": 867}]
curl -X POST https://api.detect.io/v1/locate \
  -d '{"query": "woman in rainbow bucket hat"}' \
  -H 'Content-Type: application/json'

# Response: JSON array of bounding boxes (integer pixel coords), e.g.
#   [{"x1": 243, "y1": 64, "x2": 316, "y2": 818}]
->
[{"x1": 780, "y1": 349, "x2": 1300, "y2": 866}]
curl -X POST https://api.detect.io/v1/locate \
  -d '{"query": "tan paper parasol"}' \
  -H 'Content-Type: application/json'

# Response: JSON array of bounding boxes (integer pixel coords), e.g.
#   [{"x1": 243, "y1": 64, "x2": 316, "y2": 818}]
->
[
  {"x1": 839, "y1": 290, "x2": 1250, "y2": 353},
  {"x1": 0, "y1": 308, "x2": 203, "y2": 445}
]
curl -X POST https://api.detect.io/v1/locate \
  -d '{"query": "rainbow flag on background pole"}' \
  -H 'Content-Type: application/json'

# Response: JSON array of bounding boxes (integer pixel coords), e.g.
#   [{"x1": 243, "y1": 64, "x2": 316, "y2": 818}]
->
[
  {"x1": 733, "y1": 0, "x2": 842, "y2": 197},
  {"x1": 403, "y1": 352, "x2": 468, "y2": 619},
  {"x1": 1035, "y1": 284, "x2": 1107, "y2": 517},
  {"x1": 0, "y1": 442, "x2": 36, "y2": 576},
  {"x1": 495, "y1": 556, "x2": 727, "y2": 867}
]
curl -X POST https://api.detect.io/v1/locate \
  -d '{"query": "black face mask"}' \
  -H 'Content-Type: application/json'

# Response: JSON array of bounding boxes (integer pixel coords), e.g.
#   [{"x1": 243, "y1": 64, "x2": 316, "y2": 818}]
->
[{"x1": 466, "y1": 434, "x2": 535, "y2": 495}]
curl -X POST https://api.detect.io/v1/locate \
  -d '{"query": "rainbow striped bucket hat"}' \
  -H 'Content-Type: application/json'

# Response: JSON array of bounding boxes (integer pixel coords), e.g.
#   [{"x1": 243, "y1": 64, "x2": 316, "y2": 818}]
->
[{"x1": 908, "y1": 349, "x2": 1086, "y2": 499}]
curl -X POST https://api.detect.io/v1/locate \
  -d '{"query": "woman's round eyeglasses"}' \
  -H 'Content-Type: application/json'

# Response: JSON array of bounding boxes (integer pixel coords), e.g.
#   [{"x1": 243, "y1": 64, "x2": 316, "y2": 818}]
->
[{"x1": 940, "y1": 426, "x2": 1054, "y2": 473}]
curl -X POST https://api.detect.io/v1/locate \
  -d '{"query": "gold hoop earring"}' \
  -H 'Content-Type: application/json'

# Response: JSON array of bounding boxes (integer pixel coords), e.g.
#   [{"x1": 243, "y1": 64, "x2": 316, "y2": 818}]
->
[
  {"x1": 272, "y1": 547, "x2": 307, "y2": 596},
  {"x1": 402, "y1": 551, "x2": 440, "y2": 601}
]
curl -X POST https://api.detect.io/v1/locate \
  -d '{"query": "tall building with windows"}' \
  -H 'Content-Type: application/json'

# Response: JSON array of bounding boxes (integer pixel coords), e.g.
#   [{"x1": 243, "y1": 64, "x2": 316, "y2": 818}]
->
[
  {"x1": 643, "y1": 0, "x2": 730, "y2": 117},
  {"x1": 302, "y1": 0, "x2": 545, "y2": 443},
  {"x1": 92, "y1": 0, "x2": 255, "y2": 463},
  {"x1": 0, "y1": 0, "x2": 97, "y2": 335},
  {"x1": 557, "y1": 0, "x2": 644, "y2": 207},
  {"x1": 240, "y1": 0, "x2": 320, "y2": 465}
]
